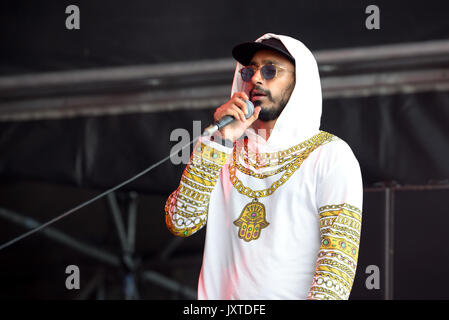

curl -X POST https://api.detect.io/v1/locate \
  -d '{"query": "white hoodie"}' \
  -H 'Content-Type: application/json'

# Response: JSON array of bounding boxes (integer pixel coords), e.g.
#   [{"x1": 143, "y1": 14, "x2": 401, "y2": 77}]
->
[
  {"x1": 231, "y1": 33, "x2": 323, "y2": 151},
  {"x1": 165, "y1": 33, "x2": 363, "y2": 300}
]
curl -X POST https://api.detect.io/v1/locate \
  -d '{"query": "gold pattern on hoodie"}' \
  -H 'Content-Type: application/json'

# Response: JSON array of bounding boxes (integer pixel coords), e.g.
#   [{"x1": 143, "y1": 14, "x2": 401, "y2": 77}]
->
[
  {"x1": 229, "y1": 131, "x2": 334, "y2": 196},
  {"x1": 165, "y1": 142, "x2": 231, "y2": 237},
  {"x1": 308, "y1": 203, "x2": 362, "y2": 300},
  {"x1": 233, "y1": 198, "x2": 269, "y2": 242},
  {"x1": 236, "y1": 131, "x2": 335, "y2": 171},
  {"x1": 230, "y1": 132, "x2": 334, "y2": 241}
]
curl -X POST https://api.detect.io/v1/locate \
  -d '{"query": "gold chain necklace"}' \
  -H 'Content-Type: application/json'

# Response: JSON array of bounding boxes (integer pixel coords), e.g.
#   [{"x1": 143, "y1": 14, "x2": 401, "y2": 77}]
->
[
  {"x1": 231, "y1": 131, "x2": 334, "y2": 242},
  {"x1": 237, "y1": 132, "x2": 331, "y2": 170},
  {"x1": 234, "y1": 141, "x2": 299, "y2": 179}
]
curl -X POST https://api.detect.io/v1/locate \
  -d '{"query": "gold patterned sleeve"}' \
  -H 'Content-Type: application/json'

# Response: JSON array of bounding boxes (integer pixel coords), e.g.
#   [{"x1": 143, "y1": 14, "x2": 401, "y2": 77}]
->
[
  {"x1": 165, "y1": 139, "x2": 232, "y2": 237},
  {"x1": 307, "y1": 203, "x2": 362, "y2": 300}
]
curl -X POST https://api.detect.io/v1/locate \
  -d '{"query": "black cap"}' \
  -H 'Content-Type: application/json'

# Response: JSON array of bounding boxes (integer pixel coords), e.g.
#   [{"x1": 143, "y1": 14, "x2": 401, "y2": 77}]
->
[{"x1": 232, "y1": 38, "x2": 295, "y2": 66}]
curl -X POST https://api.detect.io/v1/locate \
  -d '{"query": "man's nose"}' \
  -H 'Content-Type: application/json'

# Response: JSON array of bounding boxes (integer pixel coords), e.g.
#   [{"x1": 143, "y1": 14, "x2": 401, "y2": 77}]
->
[{"x1": 251, "y1": 68, "x2": 264, "y2": 85}]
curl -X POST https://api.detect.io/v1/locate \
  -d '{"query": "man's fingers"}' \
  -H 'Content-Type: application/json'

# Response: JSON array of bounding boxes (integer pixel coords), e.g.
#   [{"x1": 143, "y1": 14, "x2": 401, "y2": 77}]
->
[
  {"x1": 218, "y1": 105, "x2": 242, "y2": 122},
  {"x1": 249, "y1": 106, "x2": 261, "y2": 121},
  {"x1": 230, "y1": 104, "x2": 246, "y2": 121},
  {"x1": 214, "y1": 92, "x2": 252, "y2": 124},
  {"x1": 233, "y1": 91, "x2": 249, "y2": 101},
  {"x1": 234, "y1": 97, "x2": 248, "y2": 119}
]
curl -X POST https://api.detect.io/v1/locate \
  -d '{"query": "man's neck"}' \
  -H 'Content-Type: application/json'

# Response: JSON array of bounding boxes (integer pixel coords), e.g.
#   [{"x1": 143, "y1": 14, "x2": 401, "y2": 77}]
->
[{"x1": 251, "y1": 119, "x2": 277, "y2": 141}]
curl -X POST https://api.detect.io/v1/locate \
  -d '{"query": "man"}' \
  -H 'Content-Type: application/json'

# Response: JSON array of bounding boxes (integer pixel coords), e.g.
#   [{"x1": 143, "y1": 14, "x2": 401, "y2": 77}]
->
[{"x1": 165, "y1": 33, "x2": 363, "y2": 300}]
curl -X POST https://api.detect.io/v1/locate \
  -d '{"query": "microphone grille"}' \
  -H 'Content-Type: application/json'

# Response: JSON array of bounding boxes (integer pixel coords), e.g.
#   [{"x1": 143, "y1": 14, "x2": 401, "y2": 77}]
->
[{"x1": 245, "y1": 100, "x2": 254, "y2": 118}]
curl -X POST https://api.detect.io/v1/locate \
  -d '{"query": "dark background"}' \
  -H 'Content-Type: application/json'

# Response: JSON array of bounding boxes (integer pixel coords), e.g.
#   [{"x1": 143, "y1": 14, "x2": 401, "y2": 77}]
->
[
  {"x1": 0, "y1": 0, "x2": 448, "y2": 300},
  {"x1": 1, "y1": 0, "x2": 449, "y2": 74}
]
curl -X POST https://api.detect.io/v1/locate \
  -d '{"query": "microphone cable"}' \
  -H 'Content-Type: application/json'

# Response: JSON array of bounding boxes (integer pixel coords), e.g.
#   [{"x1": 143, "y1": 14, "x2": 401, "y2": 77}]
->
[{"x1": 0, "y1": 134, "x2": 202, "y2": 251}]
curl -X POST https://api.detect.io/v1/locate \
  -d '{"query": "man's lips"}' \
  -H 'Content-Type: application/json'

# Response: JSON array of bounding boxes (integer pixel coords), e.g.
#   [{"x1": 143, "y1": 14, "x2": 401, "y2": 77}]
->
[
  {"x1": 251, "y1": 95, "x2": 267, "y2": 102},
  {"x1": 250, "y1": 90, "x2": 267, "y2": 101}
]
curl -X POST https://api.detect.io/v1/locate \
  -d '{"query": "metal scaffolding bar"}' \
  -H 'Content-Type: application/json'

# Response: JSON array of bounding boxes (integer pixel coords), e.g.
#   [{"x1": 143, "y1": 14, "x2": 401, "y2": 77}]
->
[
  {"x1": 107, "y1": 192, "x2": 130, "y2": 254},
  {"x1": 1, "y1": 183, "x2": 447, "y2": 299},
  {"x1": 383, "y1": 187, "x2": 394, "y2": 300},
  {"x1": 1, "y1": 38, "x2": 448, "y2": 91},
  {"x1": 1, "y1": 39, "x2": 449, "y2": 121},
  {"x1": 127, "y1": 192, "x2": 138, "y2": 254},
  {"x1": 0, "y1": 207, "x2": 121, "y2": 267},
  {"x1": 0, "y1": 193, "x2": 199, "y2": 300},
  {"x1": 141, "y1": 270, "x2": 197, "y2": 299}
]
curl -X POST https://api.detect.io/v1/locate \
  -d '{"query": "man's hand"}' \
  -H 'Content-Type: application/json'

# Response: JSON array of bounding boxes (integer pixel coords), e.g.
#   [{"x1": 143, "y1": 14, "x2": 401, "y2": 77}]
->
[{"x1": 213, "y1": 92, "x2": 261, "y2": 142}]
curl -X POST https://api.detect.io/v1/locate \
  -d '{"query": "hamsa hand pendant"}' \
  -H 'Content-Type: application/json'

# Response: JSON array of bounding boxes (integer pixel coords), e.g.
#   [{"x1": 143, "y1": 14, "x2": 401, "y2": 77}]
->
[{"x1": 233, "y1": 198, "x2": 269, "y2": 242}]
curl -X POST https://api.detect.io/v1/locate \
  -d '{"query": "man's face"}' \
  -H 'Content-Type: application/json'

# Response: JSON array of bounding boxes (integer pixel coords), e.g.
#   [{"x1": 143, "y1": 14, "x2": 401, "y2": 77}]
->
[{"x1": 246, "y1": 49, "x2": 295, "y2": 122}]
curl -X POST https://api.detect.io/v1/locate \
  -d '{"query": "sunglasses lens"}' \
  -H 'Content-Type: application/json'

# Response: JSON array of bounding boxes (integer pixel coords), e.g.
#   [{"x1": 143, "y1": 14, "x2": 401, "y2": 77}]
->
[
  {"x1": 261, "y1": 65, "x2": 277, "y2": 80},
  {"x1": 241, "y1": 67, "x2": 254, "y2": 82}
]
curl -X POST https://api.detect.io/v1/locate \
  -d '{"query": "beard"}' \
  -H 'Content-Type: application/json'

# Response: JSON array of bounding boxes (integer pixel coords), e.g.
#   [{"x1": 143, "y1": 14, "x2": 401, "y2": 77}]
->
[
  {"x1": 256, "y1": 98, "x2": 287, "y2": 122},
  {"x1": 252, "y1": 82, "x2": 295, "y2": 122}
]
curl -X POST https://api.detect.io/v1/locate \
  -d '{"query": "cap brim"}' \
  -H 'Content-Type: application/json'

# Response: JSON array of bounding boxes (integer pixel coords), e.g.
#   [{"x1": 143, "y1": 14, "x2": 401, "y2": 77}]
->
[{"x1": 232, "y1": 42, "x2": 294, "y2": 66}]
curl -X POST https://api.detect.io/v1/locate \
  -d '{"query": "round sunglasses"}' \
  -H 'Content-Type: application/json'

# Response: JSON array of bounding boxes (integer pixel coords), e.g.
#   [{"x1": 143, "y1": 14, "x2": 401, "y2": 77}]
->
[{"x1": 239, "y1": 64, "x2": 291, "y2": 82}]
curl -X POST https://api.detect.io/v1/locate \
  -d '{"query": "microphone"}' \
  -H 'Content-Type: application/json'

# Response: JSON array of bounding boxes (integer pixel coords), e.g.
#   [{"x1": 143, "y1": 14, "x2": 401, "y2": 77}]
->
[{"x1": 202, "y1": 100, "x2": 254, "y2": 136}]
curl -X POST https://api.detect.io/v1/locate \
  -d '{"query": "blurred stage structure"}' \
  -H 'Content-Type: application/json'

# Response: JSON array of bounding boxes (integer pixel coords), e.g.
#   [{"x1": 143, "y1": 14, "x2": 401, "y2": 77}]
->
[{"x1": 1, "y1": 39, "x2": 449, "y2": 299}]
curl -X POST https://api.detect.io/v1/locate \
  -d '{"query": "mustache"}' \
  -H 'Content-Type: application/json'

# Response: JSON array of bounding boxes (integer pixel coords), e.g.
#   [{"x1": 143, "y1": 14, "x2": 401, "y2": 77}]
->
[{"x1": 250, "y1": 86, "x2": 272, "y2": 100}]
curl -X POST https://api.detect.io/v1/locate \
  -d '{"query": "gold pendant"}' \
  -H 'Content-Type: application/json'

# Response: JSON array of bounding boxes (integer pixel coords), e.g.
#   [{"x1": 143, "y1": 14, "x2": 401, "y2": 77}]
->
[{"x1": 233, "y1": 198, "x2": 269, "y2": 242}]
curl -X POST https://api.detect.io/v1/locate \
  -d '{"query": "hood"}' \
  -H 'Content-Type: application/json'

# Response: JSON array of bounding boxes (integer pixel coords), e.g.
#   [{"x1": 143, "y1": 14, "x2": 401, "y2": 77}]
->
[{"x1": 230, "y1": 33, "x2": 322, "y2": 152}]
